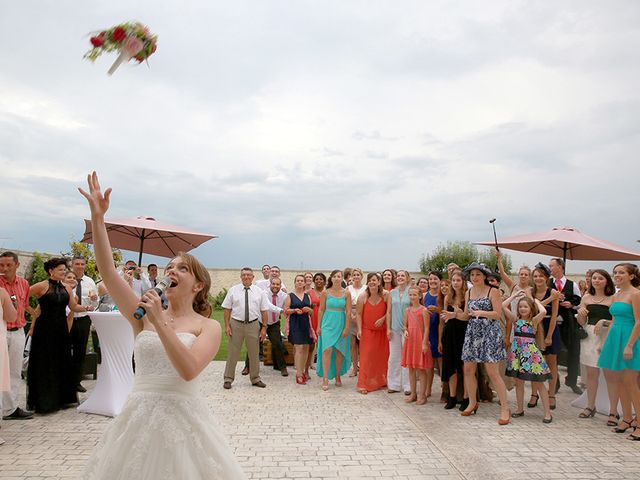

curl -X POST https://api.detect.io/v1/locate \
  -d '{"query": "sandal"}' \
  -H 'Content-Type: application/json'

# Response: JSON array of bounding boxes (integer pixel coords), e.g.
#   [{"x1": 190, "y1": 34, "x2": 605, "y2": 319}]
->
[
  {"x1": 527, "y1": 394, "x2": 539, "y2": 408},
  {"x1": 607, "y1": 413, "x2": 620, "y2": 427},
  {"x1": 613, "y1": 418, "x2": 636, "y2": 433},
  {"x1": 321, "y1": 379, "x2": 329, "y2": 391},
  {"x1": 511, "y1": 411, "x2": 525, "y2": 418},
  {"x1": 578, "y1": 407, "x2": 596, "y2": 418},
  {"x1": 549, "y1": 396, "x2": 556, "y2": 410},
  {"x1": 627, "y1": 427, "x2": 640, "y2": 441}
]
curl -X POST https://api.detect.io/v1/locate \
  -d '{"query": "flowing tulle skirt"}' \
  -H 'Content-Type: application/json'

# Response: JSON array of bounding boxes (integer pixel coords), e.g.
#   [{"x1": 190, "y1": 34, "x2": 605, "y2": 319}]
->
[{"x1": 83, "y1": 376, "x2": 246, "y2": 480}]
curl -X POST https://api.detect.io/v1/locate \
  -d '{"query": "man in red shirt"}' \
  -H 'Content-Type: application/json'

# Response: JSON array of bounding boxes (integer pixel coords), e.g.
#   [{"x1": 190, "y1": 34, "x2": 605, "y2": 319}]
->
[{"x1": 0, "y1": 252, "x2": 34, "y2": 419}]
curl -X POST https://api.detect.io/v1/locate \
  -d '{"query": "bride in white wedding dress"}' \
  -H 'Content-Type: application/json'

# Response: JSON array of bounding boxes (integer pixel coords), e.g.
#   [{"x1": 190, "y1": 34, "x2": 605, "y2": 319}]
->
[{"x1": 79, "y1": 172, "x2": 246, "y2": 479}]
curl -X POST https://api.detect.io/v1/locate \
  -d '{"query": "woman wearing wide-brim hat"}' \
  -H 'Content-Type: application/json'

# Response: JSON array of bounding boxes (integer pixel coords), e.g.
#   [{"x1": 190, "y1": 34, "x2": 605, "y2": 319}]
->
[{"x1": 459, "y1": 263, "x2": 511, "y2": 425}]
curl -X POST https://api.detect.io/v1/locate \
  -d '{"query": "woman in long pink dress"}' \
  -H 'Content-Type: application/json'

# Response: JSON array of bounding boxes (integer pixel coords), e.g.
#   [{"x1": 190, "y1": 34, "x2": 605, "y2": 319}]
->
[{"x1": 356, "y1": 273, "x2": 390, "y2": 394}]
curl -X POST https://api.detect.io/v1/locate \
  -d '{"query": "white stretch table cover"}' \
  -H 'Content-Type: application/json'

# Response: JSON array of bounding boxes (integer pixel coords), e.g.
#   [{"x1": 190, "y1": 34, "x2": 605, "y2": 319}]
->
[
  {"x1": 571, "y1": 369, "x2": 620, "y2": 415},
  {"x1": 78, "y1": 312, "x2": 134, "y2": 417}
]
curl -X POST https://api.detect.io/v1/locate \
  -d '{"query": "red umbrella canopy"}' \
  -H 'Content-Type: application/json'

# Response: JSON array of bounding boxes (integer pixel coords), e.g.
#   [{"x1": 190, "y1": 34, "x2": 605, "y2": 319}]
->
[
  {"x1": 476, "y1": 226, "x2": 640, "y2": 262},
  {"x1": 81, "y1": 216, "x2": 217, "y2": 264}
]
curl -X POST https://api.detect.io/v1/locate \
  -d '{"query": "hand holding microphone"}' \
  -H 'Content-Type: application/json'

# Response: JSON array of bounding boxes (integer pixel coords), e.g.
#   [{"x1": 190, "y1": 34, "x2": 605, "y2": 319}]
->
[{"x1": 134, "y1": 276, "x2": 172, "y2": 320}]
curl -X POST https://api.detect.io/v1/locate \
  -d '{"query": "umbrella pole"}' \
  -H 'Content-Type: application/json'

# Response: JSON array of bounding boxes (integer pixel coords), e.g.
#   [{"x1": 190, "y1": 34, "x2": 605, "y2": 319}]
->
[
  {"x1": 138, "y1": 229, "x2": 146, "y2": 266},
  {"x1": 563, "y1": 242, "x2": 567, "y2": 266}
]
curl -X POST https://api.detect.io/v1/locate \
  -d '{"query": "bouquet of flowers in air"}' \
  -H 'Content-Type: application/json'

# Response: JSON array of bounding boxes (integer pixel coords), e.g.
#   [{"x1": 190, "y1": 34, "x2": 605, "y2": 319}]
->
[{"x1": 84, "y1": 22, "x2": 158, "y2": 75}]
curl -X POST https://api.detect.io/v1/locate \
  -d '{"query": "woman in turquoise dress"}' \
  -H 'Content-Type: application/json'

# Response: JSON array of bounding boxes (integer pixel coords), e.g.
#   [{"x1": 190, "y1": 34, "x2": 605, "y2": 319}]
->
[
  {"x1": 597, "y1": 263, "x2": 640, "y2": 440},
  {"x1": 317, "y1": 270, "x2": 352, "y2": 390}
]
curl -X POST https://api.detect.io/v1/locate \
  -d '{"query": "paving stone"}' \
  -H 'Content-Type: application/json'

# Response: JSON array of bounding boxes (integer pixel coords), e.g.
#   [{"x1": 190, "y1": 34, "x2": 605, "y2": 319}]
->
[{"x1": 2, "y1": 363, "x2": 640, "y2": 478}]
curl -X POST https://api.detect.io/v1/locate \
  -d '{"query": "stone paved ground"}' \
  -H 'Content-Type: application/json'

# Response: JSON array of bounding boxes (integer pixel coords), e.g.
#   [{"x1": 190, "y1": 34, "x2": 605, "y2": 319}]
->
[{"x1": 1, "y1": 362, "x2": 639, "y2": 479}]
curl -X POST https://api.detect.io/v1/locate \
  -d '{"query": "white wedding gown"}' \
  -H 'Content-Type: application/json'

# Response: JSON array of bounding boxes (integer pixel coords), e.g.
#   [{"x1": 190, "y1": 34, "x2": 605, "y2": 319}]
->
[{"x1": 83, "y1": 330, "x2": 246, "y2": 479}]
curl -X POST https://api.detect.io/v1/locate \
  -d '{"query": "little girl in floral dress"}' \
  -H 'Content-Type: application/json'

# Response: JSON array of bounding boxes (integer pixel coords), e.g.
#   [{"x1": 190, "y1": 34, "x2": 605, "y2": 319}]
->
[
  {"x1": 502, "y1": 292, "x2": 553, "y2": 423},
  {"x1": 401, "y1": 287, "x2": 433, "y2": 405}
]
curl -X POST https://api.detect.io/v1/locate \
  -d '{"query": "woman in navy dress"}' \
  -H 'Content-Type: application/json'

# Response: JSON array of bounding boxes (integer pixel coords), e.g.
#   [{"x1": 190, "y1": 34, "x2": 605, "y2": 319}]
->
[
  {"x1": 423, "y1": 271, "x2": 443, "y2": 399},
  {"x1": 284, "y1": 275, "x2": 316, "y2": 385}
]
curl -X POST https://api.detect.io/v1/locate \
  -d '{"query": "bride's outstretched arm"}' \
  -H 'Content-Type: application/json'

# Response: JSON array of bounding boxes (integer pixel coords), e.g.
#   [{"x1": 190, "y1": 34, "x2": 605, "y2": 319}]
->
[{"x1": 79, "y1": 172, "x2": 141, "y2": 333}]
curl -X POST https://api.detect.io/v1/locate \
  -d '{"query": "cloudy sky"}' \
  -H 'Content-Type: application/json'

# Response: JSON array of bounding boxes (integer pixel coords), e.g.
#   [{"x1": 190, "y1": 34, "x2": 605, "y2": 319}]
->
[{"x1": 1, "y1": 1, "x2": 639, "y2": 273}]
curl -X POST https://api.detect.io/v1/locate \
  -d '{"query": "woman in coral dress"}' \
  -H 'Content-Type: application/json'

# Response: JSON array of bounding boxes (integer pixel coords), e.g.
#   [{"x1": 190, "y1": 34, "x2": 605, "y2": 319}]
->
[{"x1": 356, "y1": 273, "x2": 390, "y2": 394}]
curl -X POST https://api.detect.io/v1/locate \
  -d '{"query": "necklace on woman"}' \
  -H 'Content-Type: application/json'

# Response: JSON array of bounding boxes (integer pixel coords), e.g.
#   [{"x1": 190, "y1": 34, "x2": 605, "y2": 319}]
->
[{"x1": 590, "y1": 295, "x2": 606, "y2": 304}]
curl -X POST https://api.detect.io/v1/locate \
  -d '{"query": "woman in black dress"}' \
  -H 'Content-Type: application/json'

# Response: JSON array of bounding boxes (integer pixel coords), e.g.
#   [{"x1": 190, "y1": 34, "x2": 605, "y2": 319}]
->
[
  {"x1": 439, "y1": 271, "x2": 469, "y2": 410},
  {"x1": 284, "y1": 274, "x2": 315, "y2": 385},
  {"x1": 28, "y1": 258, "x2": 90, "y2": 413}
]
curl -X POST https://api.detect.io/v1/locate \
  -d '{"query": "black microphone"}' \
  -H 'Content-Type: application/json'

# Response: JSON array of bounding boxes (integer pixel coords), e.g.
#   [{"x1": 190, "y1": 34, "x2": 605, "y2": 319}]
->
[{"x1": 133, "y1": 276, "x2": 172, "y2": 320}]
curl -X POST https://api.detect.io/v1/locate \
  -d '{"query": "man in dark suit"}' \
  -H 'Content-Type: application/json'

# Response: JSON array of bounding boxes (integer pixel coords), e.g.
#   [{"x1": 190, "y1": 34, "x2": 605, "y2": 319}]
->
[{"x1": 549, "y1": 258, "x2": 583, "y2": 394}]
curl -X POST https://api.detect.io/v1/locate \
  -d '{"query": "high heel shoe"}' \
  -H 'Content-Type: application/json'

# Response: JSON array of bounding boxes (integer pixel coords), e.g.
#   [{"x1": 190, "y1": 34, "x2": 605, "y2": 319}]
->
[
  {"x1": 511, "y1": 411, "x2": 525, "y2": 418},
  {"x1": 458, "y1": 398, "x2": 470, "y2": 412},
  {"x1": 614, "y1": 418, "x2": 636, "y2": 433},
  {"x1": 444, "y1": 396, "x2": 457, "y2": 410},
  {"x1": 296, "y1": 375, "x2": 306, "y2": 385},
  {"x1": 627, "y1": 427, "x2": 640, "y2": 441},
  {"x1": 607, "y1": 413, "x2": 620, "y2": 427},
  {"x1": 549, "y1": 396, "x2": 556, "y2": 410},
  {"x1": 543, "y1": 414, "x2": 553, "y2": 424},
  {"x1": 321, "y1": 380, "x2": 329, "y2": 391},
  {"x1": 498, "y1": 409, "x2": 511, "y2": 425},
  {"x1": 527, "y1": 394, "x2": 539, "y2": 408},
  {"x1": 461, "y1": 403, "x2": 478, "y2": 416},
  {"x1": 578, "y1": 407, "x2": 596, "y2": 418}
]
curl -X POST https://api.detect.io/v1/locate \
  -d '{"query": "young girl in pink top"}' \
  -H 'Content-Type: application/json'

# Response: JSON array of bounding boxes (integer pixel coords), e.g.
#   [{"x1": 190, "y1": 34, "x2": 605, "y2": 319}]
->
[{"x1": 401, "y1": 286, "x2": 433, "y2": 404}]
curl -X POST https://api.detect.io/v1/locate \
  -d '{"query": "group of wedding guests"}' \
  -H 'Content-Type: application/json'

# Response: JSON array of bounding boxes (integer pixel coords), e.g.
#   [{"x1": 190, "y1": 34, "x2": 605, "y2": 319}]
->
[{"x1": 224, "y1": 259, "x2": 640, "y2": 438}]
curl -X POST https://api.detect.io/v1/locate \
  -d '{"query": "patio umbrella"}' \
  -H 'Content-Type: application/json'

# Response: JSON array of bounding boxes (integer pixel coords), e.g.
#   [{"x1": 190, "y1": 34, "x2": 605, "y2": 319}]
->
[
  {"x1": 476, "y1": 226, "x2": 640, "y2": 263},
  {"x1": 81, "y1": 216, "x2": 217, "y2": 265}
]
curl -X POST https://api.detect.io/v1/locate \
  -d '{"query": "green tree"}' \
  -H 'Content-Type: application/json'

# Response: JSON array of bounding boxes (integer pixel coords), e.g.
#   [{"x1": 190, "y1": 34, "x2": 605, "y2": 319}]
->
[{"x1": 419, "y1": 241, "x2": 512, "y2": 277}]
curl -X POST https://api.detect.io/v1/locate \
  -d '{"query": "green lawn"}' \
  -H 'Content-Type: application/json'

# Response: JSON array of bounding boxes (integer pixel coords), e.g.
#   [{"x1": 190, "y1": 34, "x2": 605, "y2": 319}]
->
[{"x1": 211, "y1": 308, "x2": 247, "y2": 361}]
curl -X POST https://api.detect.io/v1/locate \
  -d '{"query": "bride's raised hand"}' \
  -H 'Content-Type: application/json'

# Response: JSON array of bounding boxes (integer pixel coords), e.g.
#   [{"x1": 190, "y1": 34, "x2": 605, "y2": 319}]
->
[{"x1": 78, "y1": 171, "x2": 112, "y2": 218}]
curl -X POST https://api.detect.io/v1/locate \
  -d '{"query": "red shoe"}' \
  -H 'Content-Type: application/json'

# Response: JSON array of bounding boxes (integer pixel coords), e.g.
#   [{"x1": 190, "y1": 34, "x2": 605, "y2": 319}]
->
[
  {"x1": 304, "y1": 371, "x2": 311, "y2": 381},
  {"x1": 296, "y1": 375, "x2": 307, "y2": 385}
]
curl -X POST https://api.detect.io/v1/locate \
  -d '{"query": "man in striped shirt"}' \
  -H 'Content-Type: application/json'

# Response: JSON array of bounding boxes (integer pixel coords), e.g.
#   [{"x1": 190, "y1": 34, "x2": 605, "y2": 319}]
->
[{"x1": 0, "y1": 252, "x2": 34, "y2": 420}]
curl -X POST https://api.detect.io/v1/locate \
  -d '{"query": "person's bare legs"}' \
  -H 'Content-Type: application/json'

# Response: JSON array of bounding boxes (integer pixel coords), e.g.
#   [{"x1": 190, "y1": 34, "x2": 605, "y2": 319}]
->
[
  {"x1": 534, "y1": 381, "x2": 552, "y2": 420},
  {"x1": 545, "y1": 354, "x2": 558, "y2": 408},
  {"x1": 321, "y1": 347, "x2": 332, "y2": 388},
  {"x1": 349, "y1": 334, "x2": 359, "y2": 376},
  {"x1": 417, "y1": 369, "x2": 428, "y2": 404},
  {"x1": 425, "y1": 368, "x2": 434, "y2": 397},
  {"x1": 604, "y1": 368, "x2": 620, "y2": 420},
  {"x1": 514, "y1": 379, "x2": 524, "y2": 413},
  {"x1": 335, "y1": 350, "x2": 343, "y2": 386},
  {"x1": 462, "y1": 362, "x2": 478, "y2": 412},
  {"x1": 582, "y1": 365, "x2": 599, "y2": 414},
  {"x1": 623, "y1": 370, "x2": 640, "y2": 438},
  {"x1": 306, "y1": 343, "x2": 316, "y2": 373},
  {"x1": 485, "y1": 362, "x2": 509, "y2": 422},
  {"x1": 406, "y1": 368, "x2": 417, "y2": 403}
]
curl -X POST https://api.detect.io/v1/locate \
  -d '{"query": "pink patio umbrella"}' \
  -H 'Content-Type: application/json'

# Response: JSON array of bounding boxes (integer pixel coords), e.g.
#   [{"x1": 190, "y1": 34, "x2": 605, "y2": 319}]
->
[
  {"x1": 81, "y1": 216, "x2": 217, "y2": 265},
  {"x1": 476, "y1": 226, "x2": 640, "y2": 263}
]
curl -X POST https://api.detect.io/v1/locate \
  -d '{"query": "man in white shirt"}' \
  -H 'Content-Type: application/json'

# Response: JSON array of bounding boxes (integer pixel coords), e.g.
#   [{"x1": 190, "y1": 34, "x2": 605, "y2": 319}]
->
[
  {"x1": 257, "y1": 265, "x2": 287, "y2": 292},
  {"x1": 255, "y1": 264, "x2": 271, "y2": 290},
  {"x1": 222, "y1": 268, "x2": 269, "y2": 389},
  {"x1": 71, "y1": 256, "x2": 98, "y2": 393},
  {"x1": 243, "y1": 278, "x2": 288, "y2": 376}
]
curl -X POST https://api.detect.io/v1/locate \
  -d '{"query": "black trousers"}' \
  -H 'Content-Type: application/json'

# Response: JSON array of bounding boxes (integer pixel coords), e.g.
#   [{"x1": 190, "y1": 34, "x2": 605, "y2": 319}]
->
[
  {"x1": 560, "y1": 317, "x2": 580, "y2": 386},
  {"x1": 245, "y1": 323, "x2": 287, "y2": 371},
  {"x1": 70, "y1": 316, "x2": 92, "y2": 385}
]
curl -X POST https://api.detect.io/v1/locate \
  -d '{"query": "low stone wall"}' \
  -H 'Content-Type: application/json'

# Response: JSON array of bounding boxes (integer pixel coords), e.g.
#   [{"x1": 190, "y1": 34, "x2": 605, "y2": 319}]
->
[{"x1": 6, "y1": 249, "x2": 586, "y2": 296}]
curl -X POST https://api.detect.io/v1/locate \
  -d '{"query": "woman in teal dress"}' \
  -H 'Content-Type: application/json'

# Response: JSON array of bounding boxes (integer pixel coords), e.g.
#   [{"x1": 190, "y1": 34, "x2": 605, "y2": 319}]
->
[
  {"x1": 317, "y1": 270, "x2": 352, "y2": 390},
  {"x1": 597, "y1": 263, "x2": 640, "y2": 440}
]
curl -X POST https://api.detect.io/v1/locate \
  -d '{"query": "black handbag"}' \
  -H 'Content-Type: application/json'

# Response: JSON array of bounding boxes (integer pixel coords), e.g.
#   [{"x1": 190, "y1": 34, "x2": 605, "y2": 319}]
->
[{"x1": 576, "y1": 325, "x2": 588, "y2": 340}]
